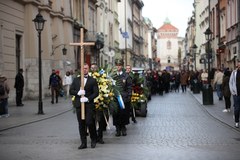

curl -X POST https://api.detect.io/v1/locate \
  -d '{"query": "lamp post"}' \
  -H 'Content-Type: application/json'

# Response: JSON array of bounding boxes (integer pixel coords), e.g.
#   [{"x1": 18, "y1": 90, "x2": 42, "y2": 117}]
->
[
  {"x1": 33, "y1": 12, "x2": 46, "y2": 114},
  {"x1": 204, "y1": 28, "x2": 213, "y2": 84},
  {"x1": 192, "y1": 44, "x2": 198, "y2": 71},
  {"x1": 202, "y1": 27, "x2": 213, "y2": 105}
]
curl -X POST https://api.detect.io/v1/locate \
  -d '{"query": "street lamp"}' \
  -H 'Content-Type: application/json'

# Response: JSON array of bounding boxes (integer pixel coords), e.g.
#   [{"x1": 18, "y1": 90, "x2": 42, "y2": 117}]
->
[
  {"x1": 51, "y1": 44, "x2": 67, "y2": 56},
  {"x1": 33, "y1": 12, "x2": 46, "y2": 114},
  {"x1": 202, "y1": 27, "x2": 213, "y2": 105},
  {"x1": 62, "y1": 46, "x2": 67, "y2": 55},
  {"x1": 204, "y1": 28, "x2": 213, "y2": 84},
  {"x1": 192, "y1": 44, "x2": 198, "y2": 71}
]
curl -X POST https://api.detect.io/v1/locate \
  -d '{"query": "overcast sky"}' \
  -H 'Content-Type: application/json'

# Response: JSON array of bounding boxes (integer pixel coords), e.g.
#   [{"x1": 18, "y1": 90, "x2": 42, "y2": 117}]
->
[{"x1": 142, "y1": 0, "x2": 194, "y2": 37}]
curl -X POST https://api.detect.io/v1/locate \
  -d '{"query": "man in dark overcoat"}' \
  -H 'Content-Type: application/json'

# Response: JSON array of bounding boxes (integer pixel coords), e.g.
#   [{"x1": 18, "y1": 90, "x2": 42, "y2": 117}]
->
[
  {"x1": 113, "y1": 59, "x2": 132, "y2": 136},
  {"x1": 14, "y1": 68, "x2": 24, "y2": 106},
  {"x1": 70, "y1": 63, "x2": 99, "y2": 149}
]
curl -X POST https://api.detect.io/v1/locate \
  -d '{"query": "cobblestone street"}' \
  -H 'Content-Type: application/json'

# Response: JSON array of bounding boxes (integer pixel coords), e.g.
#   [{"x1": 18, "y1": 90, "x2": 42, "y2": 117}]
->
[{"x1": 0, "y1": 91, "x2": 240, "y2": 160}]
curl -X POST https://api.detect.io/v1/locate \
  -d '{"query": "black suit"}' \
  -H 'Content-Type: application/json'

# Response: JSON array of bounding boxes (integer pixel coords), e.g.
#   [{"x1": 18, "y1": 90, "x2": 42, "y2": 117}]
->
[{"x1": 70, "y1": 75, "x2": 99, "y2": 145}]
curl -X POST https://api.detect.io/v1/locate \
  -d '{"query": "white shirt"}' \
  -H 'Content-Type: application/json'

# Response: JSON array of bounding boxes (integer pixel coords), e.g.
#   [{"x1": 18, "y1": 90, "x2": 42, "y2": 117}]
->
[{"x1": 63, "y1": 75, "x2": 73, "y2": 86}]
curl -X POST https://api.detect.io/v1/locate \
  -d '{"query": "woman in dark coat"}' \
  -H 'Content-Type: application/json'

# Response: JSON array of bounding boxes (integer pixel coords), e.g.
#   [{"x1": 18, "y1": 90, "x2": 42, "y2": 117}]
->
[{"x1": 222, "y1": 70, "x2": 231, "y2": 112}]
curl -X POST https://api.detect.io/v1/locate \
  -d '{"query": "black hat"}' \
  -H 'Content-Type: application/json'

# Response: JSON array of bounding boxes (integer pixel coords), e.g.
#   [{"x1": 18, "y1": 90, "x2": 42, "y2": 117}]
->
[{"x1": 115, "y1": 59, "x2": 124, "y2": 66}]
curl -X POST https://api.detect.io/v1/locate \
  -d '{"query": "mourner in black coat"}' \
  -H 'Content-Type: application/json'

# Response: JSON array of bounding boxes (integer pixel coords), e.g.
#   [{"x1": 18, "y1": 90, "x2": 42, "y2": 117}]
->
[{"x1": 70, "y1": 64, "x2": 99, "y2": 149}]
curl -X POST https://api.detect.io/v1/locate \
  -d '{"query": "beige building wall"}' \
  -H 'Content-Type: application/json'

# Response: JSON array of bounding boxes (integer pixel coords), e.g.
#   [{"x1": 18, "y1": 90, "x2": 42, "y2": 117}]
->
[
  {"x1": 143, "y1": 20, "x2": 149, "y2": 68},
  {"x1": 132, "y1": 0, "x2": 144, "y2": 67},
  {"x1": 0, "y1": 0, "x2": 75, "y2": 101},
  {"x1": 0, "y1": 0, "x2": 27, "y2": 101}
]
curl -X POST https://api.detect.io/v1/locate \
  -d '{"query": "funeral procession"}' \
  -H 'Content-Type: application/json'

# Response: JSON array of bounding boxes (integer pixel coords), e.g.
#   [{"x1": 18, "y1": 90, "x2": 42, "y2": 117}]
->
[{"x1": 1, "y1": 0, "x2": 240, "y2": 160}]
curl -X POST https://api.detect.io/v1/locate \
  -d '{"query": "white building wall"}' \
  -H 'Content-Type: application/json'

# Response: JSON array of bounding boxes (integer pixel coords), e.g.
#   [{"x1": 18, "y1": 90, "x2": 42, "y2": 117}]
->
[
  {"x1": 148, "y1": 31, "x2": 152, "y2": 59},
  {"x1": 159, "y1": 38, "x2": 179, "y2": 64},
  {"x1": 194, "y1": 0, "x2": 202, "y2": 70}
]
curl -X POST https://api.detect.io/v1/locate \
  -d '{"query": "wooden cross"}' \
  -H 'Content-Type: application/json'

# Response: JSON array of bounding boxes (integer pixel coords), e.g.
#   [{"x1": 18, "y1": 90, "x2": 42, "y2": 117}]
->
[{"x1": 70, "y1": 28, "x2": 95, "y2": 120}]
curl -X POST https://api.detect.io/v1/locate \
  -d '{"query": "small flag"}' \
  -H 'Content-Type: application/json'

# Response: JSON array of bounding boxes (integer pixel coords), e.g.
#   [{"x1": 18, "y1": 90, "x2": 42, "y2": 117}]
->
[
  {"x1": 117, "y1": 95, "x2": 125, "y2": 109},
  {"x1": 122, "y1": 32, "x2": 129, "y2": 38},
  {"x1": 119, "y1": 28, "x2": 129, "y2": 39}
]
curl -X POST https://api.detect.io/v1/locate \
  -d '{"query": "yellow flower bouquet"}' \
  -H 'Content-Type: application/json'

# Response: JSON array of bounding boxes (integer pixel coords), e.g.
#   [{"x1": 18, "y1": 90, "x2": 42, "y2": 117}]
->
[{"x1": 90, "y1": 69, "x2": 115, "y2": 111}]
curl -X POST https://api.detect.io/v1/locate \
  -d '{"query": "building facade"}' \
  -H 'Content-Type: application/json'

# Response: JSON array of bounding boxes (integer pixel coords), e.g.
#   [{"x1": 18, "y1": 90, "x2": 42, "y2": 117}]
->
[
  {"x1": 0, "y1": 0, "x2": 75, "y2": 101},
  {"x1": 157, "y1": 18, "x2": 180, "y2": 71}
]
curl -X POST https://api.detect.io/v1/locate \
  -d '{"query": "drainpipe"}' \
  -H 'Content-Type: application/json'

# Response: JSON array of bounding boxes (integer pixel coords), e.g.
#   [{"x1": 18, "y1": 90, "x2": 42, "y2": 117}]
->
[{"x1": 238, "y1": 0, "x2": 240, "y2": 60}]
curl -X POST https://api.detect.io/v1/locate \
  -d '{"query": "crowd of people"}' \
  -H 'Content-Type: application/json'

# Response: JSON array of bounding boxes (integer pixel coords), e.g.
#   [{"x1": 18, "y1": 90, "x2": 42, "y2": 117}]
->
[
  {"x1": 1, "y1": 60, "x2": 240, "y2": 148},
  {"x1": 144, "y1": 64, "x2": 239, "y2": 128}
]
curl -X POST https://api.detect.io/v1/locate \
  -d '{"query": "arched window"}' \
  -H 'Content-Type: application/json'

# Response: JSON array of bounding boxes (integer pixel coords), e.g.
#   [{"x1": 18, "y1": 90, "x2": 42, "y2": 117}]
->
[
  {"x1": 168, "y1": 56, "x2": 171, "y2": 63},
  {"x1": 167, "y1": 40, "x2": 171, "y2": 49}
]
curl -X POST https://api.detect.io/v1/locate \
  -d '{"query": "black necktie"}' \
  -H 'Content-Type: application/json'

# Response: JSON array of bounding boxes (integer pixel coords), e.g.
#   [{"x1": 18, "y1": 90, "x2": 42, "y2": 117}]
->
[{"x1": 84, "y1": 75, "x2": 88, "y2": 78}]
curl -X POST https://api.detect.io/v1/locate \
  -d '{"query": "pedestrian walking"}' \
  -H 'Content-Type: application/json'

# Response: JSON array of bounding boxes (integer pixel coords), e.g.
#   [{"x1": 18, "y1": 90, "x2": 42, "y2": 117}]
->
[
  {"x1": 112, "y1": 59, "x2": 132, "y2": 136},
  {"x1": 174, "y1": 71, "x2": 181, "y2": 92},
  {"x1": 201, "y1": 69, "x2": 208, "y2": 88},
  {"x1": 162, "y1": 70, "x2": 170, "y2": 93},
  {"x1": 213, "y1": 68, "x2": 224, "y2": 100},
  {"x1": 229, "y1": 61, "x2": 240, "y2": 128},
  {"x1": 70, "y1": 63, "x2": 99, "y2": 149},
  {"x1": 14, "y1": 68, "x2": 24, "y2": 106},
  {"x1": 49, "y1": 69, "x2": 62, "y2": 104},
  {"x1": 222, "y1": 70, "x2": 231, "y2": 112},
  {"x1": 63, "y1": 71, "x2": 73, "y2": 98},
  {"x1": 0, "y1": 74, "x2": 10, "y2": 117},
  {"x1": 180, "y1": 70, "x2": 188, "y2": 93}
]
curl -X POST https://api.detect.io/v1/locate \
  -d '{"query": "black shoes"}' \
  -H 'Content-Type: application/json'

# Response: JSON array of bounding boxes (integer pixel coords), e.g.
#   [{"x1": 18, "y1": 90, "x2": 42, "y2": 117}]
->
[
  {"x1": 78, "y1": 141, "x2": 96, "y2": 149},
  {"x1": 115, "y1": 130, "x2": 121, "y2": 137},
  {"x1": 122, "y1": 130, "x2": 127, "y2": 136},
  {"x1": 121, "y1": 126, "x2": 127, "y2": 136},
  {"x1": 132, "y1": 119, "x2": 137, "y2": 123},
  {"x1": 78, "y1": 144, "x2": 87, "y2": 149},
  {"x1": 91, "y1": 141, "x2": 96, "y2": 148},
  {"x1": 97, "y1": 138, "x2": 104, "y2": 144},
  {"x1": 17, "y1": 104, "x2": 24, "y2": 107},
  {"x1": 51, "y1": 101, "x2": 54, "y2": 104}
]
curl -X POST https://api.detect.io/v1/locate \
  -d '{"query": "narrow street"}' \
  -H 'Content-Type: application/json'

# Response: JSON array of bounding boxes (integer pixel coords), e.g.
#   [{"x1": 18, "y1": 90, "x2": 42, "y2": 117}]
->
[{"x1": 0, "y1": 92, "x2": 240, "y2": 160}]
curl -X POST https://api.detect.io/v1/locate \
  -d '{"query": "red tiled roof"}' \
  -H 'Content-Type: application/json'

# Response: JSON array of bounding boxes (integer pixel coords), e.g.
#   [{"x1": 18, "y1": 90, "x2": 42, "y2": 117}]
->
[{"x1": 158, "y1": 23, "x2": 178, "y2": 32}]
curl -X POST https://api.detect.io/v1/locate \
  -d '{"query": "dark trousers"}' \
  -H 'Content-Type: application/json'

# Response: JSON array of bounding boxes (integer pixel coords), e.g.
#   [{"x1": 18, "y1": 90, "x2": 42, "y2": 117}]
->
[
  {"x1": 96, "y1": 111, "x2": 107, "y2": 140},
  {"x1": 165, "y1": 83, "x2": 170, "y2": 93},
  {"x1": 51, "y1": 86, "x2": 59, "y2": 103},
  {"x1": 0, "y1": 98, "x2": 8, "y2": 115},
  {"x1": 76, "y1": 108, "x2": 97, "y2": 144},
  {"x1": 224, "y1": 96, "x2": 231, "y2": 109},
  {"x1": 233, "y1": 95, "x2": 240, "y2": 123},
  {"x1": 130, "y1": 105, "x2": 136, "y2": 121},
  {"x1": 16, "y1": 89, "x2": 23, "y2": 105},
  {"x1": 113, "y1": 104, "x2": 130, "y2": 126},
  {"x1": 181, "y1": 85, "x2": 187, "y2": 92}
]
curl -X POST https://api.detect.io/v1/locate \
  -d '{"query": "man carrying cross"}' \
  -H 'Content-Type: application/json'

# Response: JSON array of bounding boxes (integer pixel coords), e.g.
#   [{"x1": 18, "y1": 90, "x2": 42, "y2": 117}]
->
[
  {"x1": 70, "y1": 63, "x2": 99, "y2": 149},
  {"x1": 69, "y1": 28, "x2": 98, "y2": 149}
]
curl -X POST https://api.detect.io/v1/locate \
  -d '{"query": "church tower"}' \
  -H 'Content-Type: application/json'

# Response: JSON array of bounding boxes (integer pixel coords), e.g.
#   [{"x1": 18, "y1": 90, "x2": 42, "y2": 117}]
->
[{"x1": 157, "y1": 18, "x2": 179, "y2": 71}]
